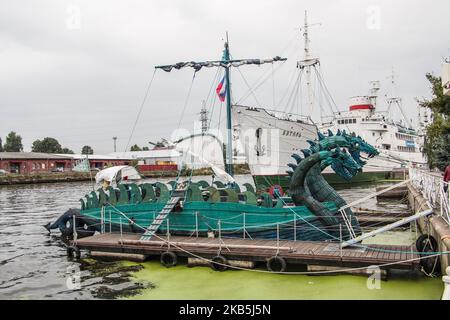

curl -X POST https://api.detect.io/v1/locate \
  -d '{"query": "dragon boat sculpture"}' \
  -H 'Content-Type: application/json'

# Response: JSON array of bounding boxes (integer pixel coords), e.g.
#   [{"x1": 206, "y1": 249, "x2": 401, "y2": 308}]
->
[{"x1": 46, "y1": 130, "x2": 378, "y2": 242}]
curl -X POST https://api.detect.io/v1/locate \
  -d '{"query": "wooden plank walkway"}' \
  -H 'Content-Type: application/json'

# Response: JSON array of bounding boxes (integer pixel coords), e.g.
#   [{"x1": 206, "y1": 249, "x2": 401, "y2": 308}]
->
[{"x1": 73, "y1": 233, "x2": 420, "y2": 271}]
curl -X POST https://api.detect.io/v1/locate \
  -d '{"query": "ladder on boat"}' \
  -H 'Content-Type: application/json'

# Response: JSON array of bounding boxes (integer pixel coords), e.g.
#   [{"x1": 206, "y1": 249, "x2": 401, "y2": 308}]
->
[{"x1": 140, "y1": 196, "x2": 181, "y2": 241}]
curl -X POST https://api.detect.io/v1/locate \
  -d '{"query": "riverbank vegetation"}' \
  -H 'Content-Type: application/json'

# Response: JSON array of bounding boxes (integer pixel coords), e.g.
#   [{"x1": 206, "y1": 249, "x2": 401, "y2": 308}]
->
[{"x1": 420, "y1": 73, "x2": 450, "y2": 170}]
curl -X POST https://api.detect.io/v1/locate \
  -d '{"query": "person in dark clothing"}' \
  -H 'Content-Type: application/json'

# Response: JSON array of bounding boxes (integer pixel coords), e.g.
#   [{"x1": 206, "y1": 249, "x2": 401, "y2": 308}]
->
[{"x1": 444, "y1": 165, "x2": 450, "y2": 193}]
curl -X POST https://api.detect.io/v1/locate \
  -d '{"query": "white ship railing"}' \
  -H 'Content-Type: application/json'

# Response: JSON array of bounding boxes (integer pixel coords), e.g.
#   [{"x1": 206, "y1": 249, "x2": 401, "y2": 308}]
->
[{"x1": 409, "y1": 167, "x2": 450, "y2": 226}]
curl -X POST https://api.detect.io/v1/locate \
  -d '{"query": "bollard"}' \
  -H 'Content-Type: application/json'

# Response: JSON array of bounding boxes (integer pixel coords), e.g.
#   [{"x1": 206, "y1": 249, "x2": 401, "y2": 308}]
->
[{"x1": 443, "y1": 266, "x2": 450, "y2": 300}]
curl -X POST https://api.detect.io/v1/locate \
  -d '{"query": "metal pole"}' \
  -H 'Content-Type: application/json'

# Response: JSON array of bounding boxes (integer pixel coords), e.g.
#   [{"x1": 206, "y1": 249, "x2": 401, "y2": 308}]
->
[
  {"x1": 339, "y1": 224, "x2": 343, "y2": 258},
  {"x1": 293, "y1": 214, "x2": 297, "y2": 242},
  {"x1": 243, "y1": 213, "x2": 246, "y2": 239},
  {"x1": 100, "y1": 207, "x2": 104, "y2": 234},
  {"x1": 276, "y1": 223, "x2": 280, "y2": 256},
  {"x1": 120, "y1": 217, "x2": 123, "y2": 240},
  {"x1": 224, "y1": 36, "x2": 234, "y2": 177},
  {"x1": 109, "y1": 210, "x2": 112, "y2": 233},
  {"x1": 218, "y1": 220, "x2": 222, "y2": 252},
  {"x1": 195, "y1": 212, "x2": 199, "y2": 238},
  {"x1": 73, "y1": 215, "x2": 78, "y2": 242},
  {"x1": 167, "y1": 219, "x2": 170, "y2": 250}
]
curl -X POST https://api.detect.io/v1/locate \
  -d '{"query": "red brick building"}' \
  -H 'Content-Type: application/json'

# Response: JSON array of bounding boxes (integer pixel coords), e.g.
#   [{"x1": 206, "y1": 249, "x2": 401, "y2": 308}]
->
[{"x1": 0, "y1": 152, "x2": 73, "y2": 174}]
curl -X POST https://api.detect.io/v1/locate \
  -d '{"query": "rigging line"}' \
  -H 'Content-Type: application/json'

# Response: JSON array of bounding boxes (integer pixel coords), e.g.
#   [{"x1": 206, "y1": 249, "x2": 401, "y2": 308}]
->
[
  {"x1": 125, "y1": 69, "x2": 157, "y2": 152},
  {"x1": 277, "y1": 62, "x2": 300, "y2": 107},
  {"x1": 236, "y1": 60, "x2": 287, "y2": 105},
  {"x1": 235, "y1": 32, "x2": 299, "y2": 105},
  {"x1": 208, "y1": 69, "x2": 223, "y2": 130},
  {"x1": 205, "y1": 68, "x2": 220, "y2": 109},
  {"x1": 287, "y1": 71, "x2": 302, "y2": 114},
  {"x1": 177, "y1": 71, "x2": 197, "y2": 130},
  {"x1": 236, "y1": 66, "x2": 262, "y2": 107},
  {"x1": 315, "y1": 67, "x2": 335, "y2": 114},
  {"x1": 316, "y1": 67, "x2": 340, "y2": 113},
  {"x1": 283, "y1": 71, "x2": 300, "y2": 114}
]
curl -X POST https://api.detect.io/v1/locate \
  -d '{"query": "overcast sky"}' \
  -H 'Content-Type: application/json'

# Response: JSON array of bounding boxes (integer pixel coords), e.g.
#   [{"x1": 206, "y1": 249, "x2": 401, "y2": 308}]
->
[{"x1": 1, "y1": 0, "x2": 449, "y2": 154}]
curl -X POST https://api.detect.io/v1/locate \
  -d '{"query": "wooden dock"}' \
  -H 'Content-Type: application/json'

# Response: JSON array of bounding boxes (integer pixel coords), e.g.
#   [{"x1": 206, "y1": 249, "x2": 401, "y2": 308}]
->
[{"x1": 72, "y1": 233, "x2": 420, "y2": 272}]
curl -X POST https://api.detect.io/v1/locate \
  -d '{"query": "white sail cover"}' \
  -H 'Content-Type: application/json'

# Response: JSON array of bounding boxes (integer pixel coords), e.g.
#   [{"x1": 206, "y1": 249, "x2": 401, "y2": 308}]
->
[{"x1": 95, "y1": 166, "x2": 141, "y2": 184}]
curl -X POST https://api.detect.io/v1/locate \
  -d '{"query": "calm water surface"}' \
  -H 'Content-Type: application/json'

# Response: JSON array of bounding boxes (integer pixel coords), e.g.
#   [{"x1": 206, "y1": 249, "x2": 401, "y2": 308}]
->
[{"x1": 0, "y1": 176, "x2": 443, "y2": 299}]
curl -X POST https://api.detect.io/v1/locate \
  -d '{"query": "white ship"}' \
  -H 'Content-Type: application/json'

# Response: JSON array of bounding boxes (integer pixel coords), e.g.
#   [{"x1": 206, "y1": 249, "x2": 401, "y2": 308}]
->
[
  {"x1": 232, "y1": 12, "x2": 428, "y2": 190},
  {"x1": 319, "y1": 80, "x2": 428, "y2": 183},
  {"x1": 232, "y1": 105, "x2": 318, "y2": 191}
]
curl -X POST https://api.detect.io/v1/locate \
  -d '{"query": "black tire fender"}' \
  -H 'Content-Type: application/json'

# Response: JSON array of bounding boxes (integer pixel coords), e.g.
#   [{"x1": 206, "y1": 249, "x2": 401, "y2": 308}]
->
[
  {"x1": 66, "y1": 246, "x2": 81, "y2": 259},
  {"x1": 160, "y1": 251, "x2": 177, "y2": 268},
  {"x1": 416, "y1": 234, "x2": 438, "y2": 253},
  {"x1": 417, "y1": 235, "x2": 441, "y2": 276},
  {"x1": 267, "y1": 256, "x2": 287, "y2": 273},
  {"x1": 210, "y1": 255, "x2": 228, "y2": 271}
]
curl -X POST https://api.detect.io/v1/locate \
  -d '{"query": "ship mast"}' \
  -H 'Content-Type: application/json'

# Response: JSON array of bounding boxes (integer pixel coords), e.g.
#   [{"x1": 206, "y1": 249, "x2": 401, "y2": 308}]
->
[
  {"x1": 297, "y1": 11, "x2": 321, "y2": 118},
  {"x1": 224, "y1": 35, "x2": 233, "y2": 176},
  {"x1": 155, "y1": 37, "x2": 286, "y2": 177}
]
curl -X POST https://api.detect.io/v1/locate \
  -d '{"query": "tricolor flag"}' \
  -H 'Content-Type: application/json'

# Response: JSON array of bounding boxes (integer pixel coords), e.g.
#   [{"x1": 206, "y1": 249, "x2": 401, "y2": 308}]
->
[{"x1": 216, "y1": 75, "x2": 227, "y2": 102}]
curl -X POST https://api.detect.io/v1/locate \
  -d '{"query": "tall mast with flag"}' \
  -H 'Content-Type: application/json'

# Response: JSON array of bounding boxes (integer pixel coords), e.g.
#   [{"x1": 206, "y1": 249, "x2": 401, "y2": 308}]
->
[{"x1": 155, "y1": 36, "x2": 286, "y2": 177}]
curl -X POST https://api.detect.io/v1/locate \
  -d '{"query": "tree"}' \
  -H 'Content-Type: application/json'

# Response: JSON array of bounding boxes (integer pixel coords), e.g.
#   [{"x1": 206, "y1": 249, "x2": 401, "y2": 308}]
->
[
  {"x1": 0, "y1": 137, "x2": 3, "y2": 152},
  {"x1": 130, "y1": 144, "x2": 142, "y2": 151},
  {"x1": 32, "y1": 137, "x2": 62, "y2": 153},
  {"x1": 61, "y1": 147, "x2": 74, "y2": 154},
  {"x1": 420, "y1": 73, "x2": 450, "y2": 170},
  {"x1": 81, "y1": 145, "x2": 94, "y2": 155},
  {"x1": 149, "y1": 138, "x2": 168, "y2": 149},
  {"x1": 3, "y1": 131, "x2": 23, "y2": 152},
  {"x1": 142, "y1": 146, "x2": 149, "y2": 151}
]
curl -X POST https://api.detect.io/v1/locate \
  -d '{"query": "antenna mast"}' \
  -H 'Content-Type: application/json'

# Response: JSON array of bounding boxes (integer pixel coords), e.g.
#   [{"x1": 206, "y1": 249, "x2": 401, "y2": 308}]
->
[
  {"x1": 386, "y1": 68, "x2": 412, "y2": 128},
  {"x1": 199, "y1": 101, "x2": 209, "y2": 133},
  {"x1": 297, "y1": 11, "x2": 321, "y2": 119}
]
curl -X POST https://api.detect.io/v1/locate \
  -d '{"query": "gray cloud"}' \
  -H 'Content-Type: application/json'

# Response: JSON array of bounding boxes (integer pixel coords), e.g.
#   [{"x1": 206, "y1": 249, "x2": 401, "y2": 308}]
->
[{"x1": 0, "y1": 0, "x2": 448, "y2": 153}]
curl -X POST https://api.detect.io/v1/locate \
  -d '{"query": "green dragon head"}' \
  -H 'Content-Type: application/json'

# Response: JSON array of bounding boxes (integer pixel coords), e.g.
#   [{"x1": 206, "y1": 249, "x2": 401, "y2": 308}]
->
[
  {"x1": 288, "y1": 129, "x2": 378, "y2": 181},
  {"x1": 288, "y1": 146, "x2": 362, "y2": 182},
  {"x1": 339, "y1": 129, "x2": 379, "y2": 166}
]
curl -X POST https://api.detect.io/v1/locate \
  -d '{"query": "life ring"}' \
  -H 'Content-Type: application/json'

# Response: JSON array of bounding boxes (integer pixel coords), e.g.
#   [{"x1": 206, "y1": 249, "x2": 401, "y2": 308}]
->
[
  {"x1": 269, "y1": 185, "x2": 284, "y2": 198},
  {"x1": 210, "y1": 255, "x2": 228, "y2": 271},
  {"x1": 160, "y1": 251, "x2": 177, "y2": 268},
  {"x1": 267, "y1": 256, "x2": 287, "y2": 272}
]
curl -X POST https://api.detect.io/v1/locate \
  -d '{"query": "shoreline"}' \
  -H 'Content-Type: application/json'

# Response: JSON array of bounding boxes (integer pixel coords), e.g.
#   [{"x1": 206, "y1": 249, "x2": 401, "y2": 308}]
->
[{"x1": 0, "y1": 164, "x2": 251, "y2": 186}]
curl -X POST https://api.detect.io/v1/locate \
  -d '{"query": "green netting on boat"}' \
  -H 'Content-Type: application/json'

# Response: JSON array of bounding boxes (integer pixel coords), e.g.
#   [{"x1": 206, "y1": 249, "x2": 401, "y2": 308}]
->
[
  {"x1": 243, "y1": 183, "x2": 255, "y2": 193},
  {"x1": 154, "y1": 182, "x2": 170, "y2": 203},
  {"x1": 117, "y1": 185, "x2": 129, "y2": 205},
  {"x1": 140, "y1": 183, "x2": 156, "y2": 202}
]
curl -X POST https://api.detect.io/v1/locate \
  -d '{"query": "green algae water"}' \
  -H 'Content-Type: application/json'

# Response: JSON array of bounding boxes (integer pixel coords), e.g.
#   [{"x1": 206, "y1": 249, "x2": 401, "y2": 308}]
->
[
  {"x1": 124, "y1": 261, "x2": 443, "y2": 300},
  {"x1": 122, "y1": 229, "x2": 443, "y2": 300}
]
